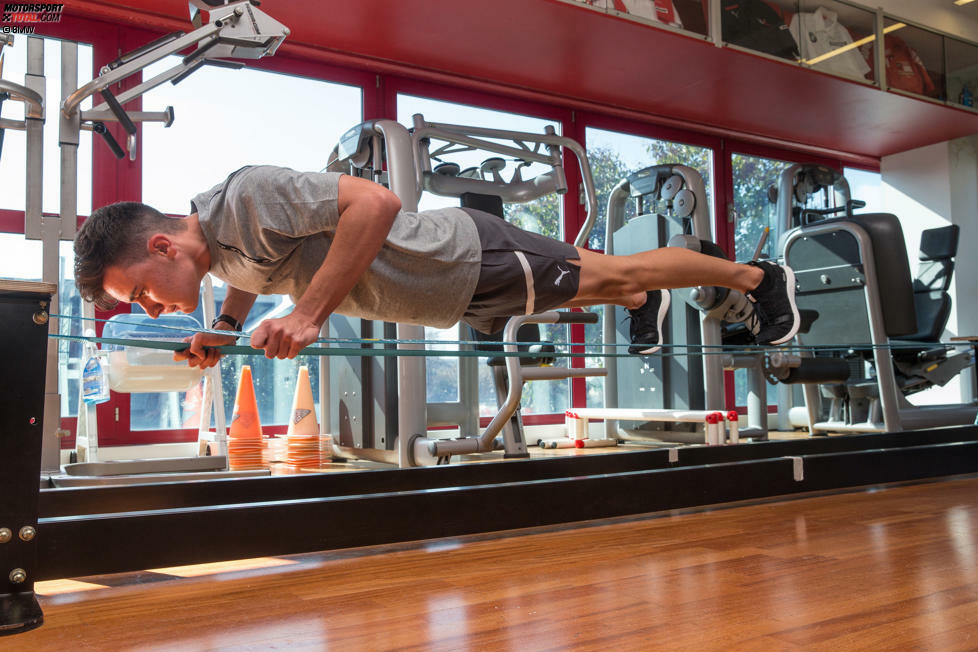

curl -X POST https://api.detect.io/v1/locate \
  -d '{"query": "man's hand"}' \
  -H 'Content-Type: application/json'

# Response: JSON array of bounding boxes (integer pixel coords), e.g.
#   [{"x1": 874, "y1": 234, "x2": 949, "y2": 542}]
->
[
  {"x1": 250, "y1": 312, "x2": 321, "y2": 359},
  {"x1": 174, "y1": 325, "x2": 238, "y2": 369}
]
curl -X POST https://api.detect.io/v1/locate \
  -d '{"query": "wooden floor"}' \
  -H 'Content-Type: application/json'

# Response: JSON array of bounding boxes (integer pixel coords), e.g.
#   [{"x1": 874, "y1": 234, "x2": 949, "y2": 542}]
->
[{"x1": 11, "y1": 476, "x2": 978, "y2": 650}]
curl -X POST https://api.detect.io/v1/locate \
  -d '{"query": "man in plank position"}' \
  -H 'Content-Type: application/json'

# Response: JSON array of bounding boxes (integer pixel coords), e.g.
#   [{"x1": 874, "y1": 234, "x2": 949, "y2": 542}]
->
[{"x1": 74, "y1": 165, "x2": 799, "y2": 368}]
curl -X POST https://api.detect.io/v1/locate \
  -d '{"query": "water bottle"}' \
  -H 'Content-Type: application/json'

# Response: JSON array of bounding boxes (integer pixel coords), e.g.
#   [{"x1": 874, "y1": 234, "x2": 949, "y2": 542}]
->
[
  {"x1": 81, "y1": 344, "x2": 110, "y2": 405},
  {"x1": 960, "y1": 84, "x2": 974, "y2": 108}
]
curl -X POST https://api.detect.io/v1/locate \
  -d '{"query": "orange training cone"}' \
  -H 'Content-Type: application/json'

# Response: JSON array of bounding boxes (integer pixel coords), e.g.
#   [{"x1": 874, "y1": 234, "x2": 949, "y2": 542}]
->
[
  {"x1": 286, "y1": 366, "x2": 320, "y2": 469},
  {"x1": 229, "y1": 365, "x2": 262, "y2": 439}
]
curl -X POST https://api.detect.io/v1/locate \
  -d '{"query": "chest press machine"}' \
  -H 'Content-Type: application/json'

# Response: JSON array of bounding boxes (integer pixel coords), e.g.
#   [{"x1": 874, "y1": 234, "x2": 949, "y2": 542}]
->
[{"x1": 324, "y1": 115, "x2": 606, "y2": 467}]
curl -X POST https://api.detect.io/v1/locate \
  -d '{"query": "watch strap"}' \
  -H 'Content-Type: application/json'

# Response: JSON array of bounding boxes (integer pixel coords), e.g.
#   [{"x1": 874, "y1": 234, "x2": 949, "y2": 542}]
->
[{"x1": 211, "y1": 313, "x2": 242, "y2": 331}]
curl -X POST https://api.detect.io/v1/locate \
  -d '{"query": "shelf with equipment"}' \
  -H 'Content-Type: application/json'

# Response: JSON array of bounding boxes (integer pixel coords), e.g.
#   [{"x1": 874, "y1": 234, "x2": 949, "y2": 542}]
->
[{"x1": 52, "y1": 0, "x2": 978, "y2": 161}]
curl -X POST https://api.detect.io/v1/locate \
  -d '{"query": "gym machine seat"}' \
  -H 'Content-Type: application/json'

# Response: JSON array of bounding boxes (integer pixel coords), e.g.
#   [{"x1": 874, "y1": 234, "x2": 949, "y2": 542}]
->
[{"x1": 783, "y1": 212, "x2": 976, "y2": 433}]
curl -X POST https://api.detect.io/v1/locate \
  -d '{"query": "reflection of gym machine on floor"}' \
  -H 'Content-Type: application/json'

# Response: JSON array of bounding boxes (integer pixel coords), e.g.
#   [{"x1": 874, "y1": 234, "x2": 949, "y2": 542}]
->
[
  {"x1": 0, "y1": 1, "x2": 289, "y2": 481},
  {"x1": 324, "y1": 115, "x2": 605, "y2": 467},
  {"x1": 776, "y1": 164, "x2": 977, "y2": 433}
]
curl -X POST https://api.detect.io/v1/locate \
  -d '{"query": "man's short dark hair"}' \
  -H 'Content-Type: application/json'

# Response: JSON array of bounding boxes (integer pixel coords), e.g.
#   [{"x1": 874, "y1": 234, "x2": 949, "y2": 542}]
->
[{"x1": 74, "y1": 202, "x2": 187, "y2": 310}]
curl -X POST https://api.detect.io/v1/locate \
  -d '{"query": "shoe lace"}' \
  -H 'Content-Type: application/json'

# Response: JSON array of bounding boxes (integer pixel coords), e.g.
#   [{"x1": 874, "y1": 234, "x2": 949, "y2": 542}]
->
[{"x1": 744, "y1": 300, "x2": 769, "y2": 338}]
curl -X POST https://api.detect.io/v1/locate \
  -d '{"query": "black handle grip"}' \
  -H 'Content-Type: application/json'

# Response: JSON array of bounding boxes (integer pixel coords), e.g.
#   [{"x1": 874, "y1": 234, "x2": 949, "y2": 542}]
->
[
  {"x1": 99, "y1": 88, "x2": 137, "y2": 136},
  {"x1": 782, "y1": 358, "x2": 850, "y2": 384},
  {"x1": 182, "y1": 36, "x2": 221, "y2": 67},
  {"x1": 92, "y1": 122, "x2": 125, "y2": 159},
  {"x1": 554, "y1": 311, "x2": 599, "y2": 325}
]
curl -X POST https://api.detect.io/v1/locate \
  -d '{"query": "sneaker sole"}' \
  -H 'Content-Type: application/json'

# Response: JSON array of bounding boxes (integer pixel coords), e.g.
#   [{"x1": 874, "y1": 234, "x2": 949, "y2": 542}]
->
[
  {"x1": 766, "y1": 265, "x2": 800, "y2": 345},
  {"x1": 634, "y1": 289, "x2": 671, "y2": 355}
]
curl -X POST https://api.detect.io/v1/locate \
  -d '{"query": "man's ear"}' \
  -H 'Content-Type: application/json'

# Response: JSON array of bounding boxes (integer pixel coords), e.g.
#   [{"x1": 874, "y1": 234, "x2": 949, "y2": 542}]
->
[{"x1": 147, "y1": 234, "x2": 174, "y2": 258}]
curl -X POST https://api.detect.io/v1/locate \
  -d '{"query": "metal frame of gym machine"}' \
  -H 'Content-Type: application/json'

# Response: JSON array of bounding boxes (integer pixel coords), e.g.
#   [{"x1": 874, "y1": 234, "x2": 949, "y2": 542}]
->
[
  {"x1": 322, "y1": 115, "x2": 607, "y2": 467},
  {"x1": 775, "y1": 164, "x2": 978, "y2": 434}
]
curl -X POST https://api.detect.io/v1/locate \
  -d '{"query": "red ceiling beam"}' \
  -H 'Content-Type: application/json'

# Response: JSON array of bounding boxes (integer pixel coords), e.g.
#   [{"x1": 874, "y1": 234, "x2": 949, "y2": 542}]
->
[{"x1": 61, "y1": 0, "x2": 978, "y2": 163}]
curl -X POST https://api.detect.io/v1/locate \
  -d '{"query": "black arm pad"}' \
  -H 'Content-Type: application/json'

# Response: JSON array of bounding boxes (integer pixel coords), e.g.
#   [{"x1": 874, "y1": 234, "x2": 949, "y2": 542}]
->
[{"x1": 554, "y1": 311, "x2": 599, "y2": 325}]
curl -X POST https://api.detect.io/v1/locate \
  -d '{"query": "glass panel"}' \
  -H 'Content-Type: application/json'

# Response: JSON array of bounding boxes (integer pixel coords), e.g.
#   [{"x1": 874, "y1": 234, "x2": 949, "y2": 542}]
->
[
  {"x1": 572, "y1": 0, "x2": 709, "y2": 38},
  {"x1": 882, "y1": 18, "x2": 945, "y2": 100},
  {"x1": 141, "y1": 58, "x2": 363, "y2": 214},
  {"x1": 0, "y1": 235, "x2": 82, "y2": 417},
  {"x1": 0, "y1": 37, "x2": 93, "y2": 214},
  {"x1": 722, "y1": 0, "x2": 801, "y2": 62},
  {"x1": 731, "y1": 153, "x2": 791, "y2": 262},
  {"x1": 585, "y1": 127, "x2": 714, "y2": 251},
  {"x1": 731, "y1": 152, "x2": 792, "y2": 407},
  {"x1": 946, "y1": 37, "x2": 978, "y2": 109},
  {"x1": 794, "y1": 0, "x2": 876, "y2": 82},
  {"x1": 584, "y1": 126, "x2": 715, "y2": 406},
  {"x1": 130, "y1": 285, "x2": 320, "y2": 431},
  {"x1": 396, "y1": 93, "x2": 564, "y2": 416}
]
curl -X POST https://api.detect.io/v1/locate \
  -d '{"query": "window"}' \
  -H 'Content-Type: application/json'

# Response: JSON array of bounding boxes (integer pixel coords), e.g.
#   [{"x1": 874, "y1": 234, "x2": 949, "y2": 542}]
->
[
  {"x1": 141, "y1": 57, "x2": 363, "y2": 214},
  {"x1": 396, "y1": 92, "x2": 567, "y2": 417},
  {"x1": 844, "y1": 167, "x2": 883, "y2": 213},
  {"x1": 0, "y1": 37, "x2": 93, "y2": 215},
  {"x1": 584, "y1": 126, "x2": 715, "y2": 407}
]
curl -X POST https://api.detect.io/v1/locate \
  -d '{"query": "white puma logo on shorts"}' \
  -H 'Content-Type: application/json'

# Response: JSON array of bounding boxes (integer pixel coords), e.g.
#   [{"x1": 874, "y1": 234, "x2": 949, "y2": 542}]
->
[{"x1": 554, "y1": 266, "x2": 570, "y2": 286}]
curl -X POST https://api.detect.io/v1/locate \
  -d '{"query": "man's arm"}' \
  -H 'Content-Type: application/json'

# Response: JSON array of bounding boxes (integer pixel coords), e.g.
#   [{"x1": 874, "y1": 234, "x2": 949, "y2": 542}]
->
[
  {"x1": 250, "y1": 174, "x2": 402, "y2": 359},
  {"x1": 174, "y1": 286, "x2": 258, "y2": 369}
]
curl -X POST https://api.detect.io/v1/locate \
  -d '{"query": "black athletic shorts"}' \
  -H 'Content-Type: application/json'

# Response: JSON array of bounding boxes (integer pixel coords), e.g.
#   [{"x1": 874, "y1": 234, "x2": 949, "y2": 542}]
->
[{"x1": 461, "y1": 207, "x2": 581, "y2": 334}]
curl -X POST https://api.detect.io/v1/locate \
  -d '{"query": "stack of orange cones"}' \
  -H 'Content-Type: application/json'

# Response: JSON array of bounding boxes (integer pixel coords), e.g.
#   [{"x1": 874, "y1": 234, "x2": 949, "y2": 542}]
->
[
  {"x1": 227, "y1": 365, "x2": 264, "y2": 470},
  {"x1": 286, "y1": 366, "x2": 321, "y2": 471}
]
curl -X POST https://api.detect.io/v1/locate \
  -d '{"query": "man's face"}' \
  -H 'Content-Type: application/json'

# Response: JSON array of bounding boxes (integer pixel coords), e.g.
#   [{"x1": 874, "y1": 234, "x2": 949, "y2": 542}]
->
[{"x1": 102, "y1": 245, "x2": 201, "y2": 318}]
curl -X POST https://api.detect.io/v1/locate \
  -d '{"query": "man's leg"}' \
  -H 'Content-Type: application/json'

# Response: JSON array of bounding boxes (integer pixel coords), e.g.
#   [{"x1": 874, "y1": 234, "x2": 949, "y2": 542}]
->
[
  {"x1": 570, "y1": 247, "x2": 763, "y2": 303},
  {"x1": 564, "y1": 247, "x2": 800, "y2": 347}
]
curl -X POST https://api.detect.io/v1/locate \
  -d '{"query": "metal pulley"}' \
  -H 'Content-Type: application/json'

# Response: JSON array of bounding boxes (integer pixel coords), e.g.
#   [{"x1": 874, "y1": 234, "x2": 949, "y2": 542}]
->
[
  {"x1": 672, "y1": 188, "x2": 695, "y2": 218},
  {"x1": 659, "y1": 174, "x2": 684, "y2": 200}
]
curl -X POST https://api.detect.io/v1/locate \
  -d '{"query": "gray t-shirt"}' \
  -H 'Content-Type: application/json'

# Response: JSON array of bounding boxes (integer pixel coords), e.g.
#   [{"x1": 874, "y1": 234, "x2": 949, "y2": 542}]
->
[{"x1": 191, "y1": 165, "x2": 482, "y2": 328}]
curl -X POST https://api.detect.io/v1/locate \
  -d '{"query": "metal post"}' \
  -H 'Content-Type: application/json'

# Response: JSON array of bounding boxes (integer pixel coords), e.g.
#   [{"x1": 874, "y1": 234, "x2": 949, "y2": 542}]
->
[
  {"x1": 23, "y1": 37, "x2": 62, "y2": 475},
  {"x1": 875, "y1": 9, "x2": 887, "y2": 92},
  {"x1": 23, "y1": 38, "x2": 44, "y2": 242},
  {"x1": 603, "y1": 179, "x2": 629, "y2": 439},
  {"x1": 709, "y1": 0, "x2": 723, "y2": 48},
  {"x1": 376, "y1": 119, "x2": 424, "y2": 467},
  {"x1": 59, "y1": 41, "x2": 78, "y2": 242}
]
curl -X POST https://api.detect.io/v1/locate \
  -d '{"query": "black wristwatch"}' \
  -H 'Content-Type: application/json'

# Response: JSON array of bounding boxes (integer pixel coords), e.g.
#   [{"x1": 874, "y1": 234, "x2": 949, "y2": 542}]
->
[{"x1": 211, "y1": 313, "x2": 242, "y2": 331}]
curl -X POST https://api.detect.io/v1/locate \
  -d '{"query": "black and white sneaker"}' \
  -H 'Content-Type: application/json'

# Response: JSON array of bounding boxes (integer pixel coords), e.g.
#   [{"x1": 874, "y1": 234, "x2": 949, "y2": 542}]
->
[
  {"x1": 627, "y1": 289, "x2": 670, "y2": 355},
  {"x1": 744, "y1": 260, "x2": 800, "y2": 345}
]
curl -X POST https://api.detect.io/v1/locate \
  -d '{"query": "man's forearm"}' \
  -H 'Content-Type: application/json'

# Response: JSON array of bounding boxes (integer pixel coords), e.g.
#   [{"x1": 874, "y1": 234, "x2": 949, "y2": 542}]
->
[{"x1": 218, "y1": 286, "x2": 258, "y2": 326}]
